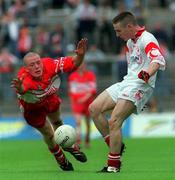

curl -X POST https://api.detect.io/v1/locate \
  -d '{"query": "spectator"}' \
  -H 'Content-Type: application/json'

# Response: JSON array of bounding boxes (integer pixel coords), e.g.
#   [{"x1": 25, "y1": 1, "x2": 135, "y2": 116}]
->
[
  {"x1": 151, "y1": 22, "x2": 169, "y2": 46},
  {"x1": 1, "y1": 12, "x2": 19, "y2": 56},
  {"x1": 0, "y1": 48, "x2": 18, "y2": 100},
  {"x1": 48, "y1": 23, "x2": 66, "y2": 58},
  {"x1": 85, "y1": 44, "x2": 105, "y2": 74},
  {"x1": 35, "y1": 25, "x2": 50, "y2": 56},
  {"x1": 18, "y1": 25, "x2": 32, "y2": 59},
  {"x1": 97, "y1": 0, "x2": 116, "y2": 53},
  {"x1": 74, "y1": 0, "x2": 97, "y2": 45},
  {"x1": 8, "y1": 0, "x2": 26, "y2": 19}
]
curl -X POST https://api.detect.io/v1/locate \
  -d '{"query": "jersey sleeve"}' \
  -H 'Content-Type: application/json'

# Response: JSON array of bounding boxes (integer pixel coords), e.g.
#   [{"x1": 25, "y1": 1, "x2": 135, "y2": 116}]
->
[
  {"x1": 54, "y1": 56, "x2": 76, "y2": 73},
  {"x1": 143, "y1": 36, "x2": 166, "y2": 71}
]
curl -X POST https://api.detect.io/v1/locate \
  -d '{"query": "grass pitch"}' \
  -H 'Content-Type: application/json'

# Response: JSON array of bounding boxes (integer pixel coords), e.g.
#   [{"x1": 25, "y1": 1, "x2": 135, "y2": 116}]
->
[{"x1": 0, "y1": 138, "x2": 175, "y2": 180}]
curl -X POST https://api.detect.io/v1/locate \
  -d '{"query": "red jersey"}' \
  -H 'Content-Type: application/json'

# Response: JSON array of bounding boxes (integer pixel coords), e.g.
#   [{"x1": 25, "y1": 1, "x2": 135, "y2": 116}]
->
[
  {"x1": 68, "y1": 70, "x2": 97, "y2": 102},
  {"x1": 18, "y1": 56, "x2": 76, "y2": 106}
]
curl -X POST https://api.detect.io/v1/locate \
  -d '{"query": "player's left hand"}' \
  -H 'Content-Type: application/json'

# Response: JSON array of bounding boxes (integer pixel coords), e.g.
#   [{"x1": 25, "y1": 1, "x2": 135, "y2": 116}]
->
[
  {"x1": 74, "y1": 38, "x2": 88, "y2": 56},
  {"x1": 138, "y1": 70, "x2": 150, "y2": 83},
  {"x1": 11, "y1": 77, "x2": 24, "y2": 94}
]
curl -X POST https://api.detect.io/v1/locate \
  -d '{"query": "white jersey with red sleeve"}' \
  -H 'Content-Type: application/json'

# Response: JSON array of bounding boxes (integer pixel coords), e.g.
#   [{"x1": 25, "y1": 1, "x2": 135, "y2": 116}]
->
[{"x1": 123, "y1": 28, "x2": 166, "y2": 88}]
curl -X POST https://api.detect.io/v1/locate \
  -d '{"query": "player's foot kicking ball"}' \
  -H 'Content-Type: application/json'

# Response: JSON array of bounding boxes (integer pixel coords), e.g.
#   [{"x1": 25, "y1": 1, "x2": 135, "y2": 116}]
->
[{"x1": 64, "y1": 144, "x2": 87, "y2": 162}]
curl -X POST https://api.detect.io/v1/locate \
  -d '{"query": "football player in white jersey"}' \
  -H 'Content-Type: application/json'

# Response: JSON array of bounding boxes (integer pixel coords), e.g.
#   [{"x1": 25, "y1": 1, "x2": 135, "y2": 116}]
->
[{"x1": 89, "y1": 11, "x2": 166, "y2": 173}]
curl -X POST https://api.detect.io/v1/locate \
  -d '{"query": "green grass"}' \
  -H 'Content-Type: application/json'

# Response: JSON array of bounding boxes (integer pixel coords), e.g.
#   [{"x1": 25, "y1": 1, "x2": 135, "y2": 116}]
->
[{"x1": 1, "y1": 138, "x2": 175, "y2": 180}]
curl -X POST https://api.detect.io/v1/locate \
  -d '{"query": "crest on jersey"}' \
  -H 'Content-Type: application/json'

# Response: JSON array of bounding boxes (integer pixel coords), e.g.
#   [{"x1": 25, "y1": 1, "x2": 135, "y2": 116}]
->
[
  {"x1": 148, "y1": 48, "x2": 162, "y2": 61},
  {"x1": 129, "y1": 44, "x2": 143, "y2": 64}
]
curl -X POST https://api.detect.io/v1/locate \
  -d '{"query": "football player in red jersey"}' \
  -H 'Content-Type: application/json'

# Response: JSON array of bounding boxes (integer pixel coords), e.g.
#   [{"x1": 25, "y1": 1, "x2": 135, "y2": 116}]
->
[
  {"x1": 11, "y1": 38, "x2": 88, "y2": 171},
  {"x1": 68, "y1": 62, "x2": 97, "y2": 148}
]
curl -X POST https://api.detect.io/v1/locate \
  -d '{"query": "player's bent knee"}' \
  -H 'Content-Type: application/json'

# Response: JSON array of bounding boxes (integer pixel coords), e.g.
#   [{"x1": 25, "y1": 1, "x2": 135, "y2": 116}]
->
[
  {"x1": 88, "y1": 103, "x2": 93, "y2": 114},
  {"x1": 88, "y1": 103, "x2": 98, "y2": 116}
]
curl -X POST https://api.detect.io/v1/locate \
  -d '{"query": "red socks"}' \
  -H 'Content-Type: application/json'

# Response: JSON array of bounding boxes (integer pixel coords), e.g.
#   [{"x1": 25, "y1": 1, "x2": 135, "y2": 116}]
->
[
  {"x1": 104, "y1": 135, "x2": 121, "y2": 169},
  {"x1": 49, "y1": 144, "x2": 66, "y2": 165},
  {"x1": 108, "y1": 152, "x2": 121, "y2": 168}
]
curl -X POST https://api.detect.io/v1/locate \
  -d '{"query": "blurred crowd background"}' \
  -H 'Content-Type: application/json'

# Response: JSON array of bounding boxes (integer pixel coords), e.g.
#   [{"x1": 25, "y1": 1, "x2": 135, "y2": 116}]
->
[{"x1": 0, "y1": 0, "x2": 175, "y2": 115}]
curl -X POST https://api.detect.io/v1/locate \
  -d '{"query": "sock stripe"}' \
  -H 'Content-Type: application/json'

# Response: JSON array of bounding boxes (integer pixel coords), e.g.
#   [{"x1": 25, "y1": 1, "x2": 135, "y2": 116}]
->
[
  {"x1": 108, "y1": 153, "x2": 121, "y2": 168},
  {"x1": 108, "y1": 154, "x2": 120, "y2": 160},
  {"x1": 103, "y1": 134, "x2": 110, "y2": 146},
  {"x1": 53, "y1": 148, "x2": 61, "y2": 155},
  {"x1": 103, "y1": 134, "x2": 110, "y2": 139}
]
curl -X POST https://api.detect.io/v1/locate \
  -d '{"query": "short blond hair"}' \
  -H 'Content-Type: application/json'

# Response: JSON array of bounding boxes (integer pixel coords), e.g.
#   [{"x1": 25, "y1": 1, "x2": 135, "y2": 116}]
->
[{"x1": 23, "y1": 52, "x2": 40, "y2": 65}]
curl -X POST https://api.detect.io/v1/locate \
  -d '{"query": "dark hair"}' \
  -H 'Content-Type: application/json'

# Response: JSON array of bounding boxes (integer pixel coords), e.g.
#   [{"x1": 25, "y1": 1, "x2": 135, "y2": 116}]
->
[{"x1": 112, "y1": 11, "x2": 137, "y2": 27}]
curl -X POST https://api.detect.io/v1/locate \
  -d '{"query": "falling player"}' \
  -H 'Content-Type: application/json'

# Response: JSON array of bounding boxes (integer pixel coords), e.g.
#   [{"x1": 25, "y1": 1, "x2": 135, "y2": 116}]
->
[{"x1": 11, "y1": 38, "x2": 88, "y2": 171}]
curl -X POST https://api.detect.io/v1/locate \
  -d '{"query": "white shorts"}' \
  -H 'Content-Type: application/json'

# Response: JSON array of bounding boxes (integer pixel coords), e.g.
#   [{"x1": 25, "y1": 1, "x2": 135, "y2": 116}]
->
[{"x1": 106, "y1": 81, "x2": 154, "y2": 114}]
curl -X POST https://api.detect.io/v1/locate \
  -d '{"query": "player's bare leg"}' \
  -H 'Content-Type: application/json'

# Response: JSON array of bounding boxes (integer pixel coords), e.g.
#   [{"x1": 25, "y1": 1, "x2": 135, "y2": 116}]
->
[
  {"x1": 36, "y1": 120, "x2": 73, "y2": 171},
  {"x1": 110, "y1": 100, "x2": 135, "y2": 152},
  {"x1": 89, "y1": 90, "x2": 115, "y2": 137},
  {"x1": 101, "y1": 99, "x2": 135, "y2": 173},
  {"x1": 89, "y1": 90, "x2": 123, "y2": 148},
  {"x1": 48, "y1": 110, "x2": 63, "y2": 131},
  {"x1": 89, "y1": 91, "x2": 126, "y2": 152},
  {"x1": 36, "y1": 119, "x2": 56, "y2": 148}
]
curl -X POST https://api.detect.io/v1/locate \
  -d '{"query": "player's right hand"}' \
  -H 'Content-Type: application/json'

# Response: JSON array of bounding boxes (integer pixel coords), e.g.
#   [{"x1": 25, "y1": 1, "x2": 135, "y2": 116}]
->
[
  {"x1": 74, "y1": 38, "x2": 88, "y2": 56},
  {"x1": 138, "y1": 70, "x2": 150, "y2": 83},
  {"x1": 11, "y1": 77, "x2": 24, "y2": 94}
]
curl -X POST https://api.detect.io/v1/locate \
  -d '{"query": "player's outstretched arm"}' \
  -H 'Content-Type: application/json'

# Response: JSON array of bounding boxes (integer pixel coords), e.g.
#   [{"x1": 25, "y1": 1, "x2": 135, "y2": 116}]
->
[{"x1": 73, "y1": 38, "x2": 88, "y2": 67}]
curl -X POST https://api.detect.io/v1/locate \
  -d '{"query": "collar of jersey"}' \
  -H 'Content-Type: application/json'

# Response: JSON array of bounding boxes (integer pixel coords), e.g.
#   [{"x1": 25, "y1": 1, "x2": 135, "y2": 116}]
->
[{"x1": 132, "y1": 26, "x2": 145, "y2": 43}]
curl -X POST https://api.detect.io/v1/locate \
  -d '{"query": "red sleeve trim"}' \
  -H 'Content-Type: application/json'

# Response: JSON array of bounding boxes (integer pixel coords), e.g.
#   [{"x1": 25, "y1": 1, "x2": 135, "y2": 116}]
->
[{"x1": 145, "y1": 42, "x2": 161, "y2": 55}]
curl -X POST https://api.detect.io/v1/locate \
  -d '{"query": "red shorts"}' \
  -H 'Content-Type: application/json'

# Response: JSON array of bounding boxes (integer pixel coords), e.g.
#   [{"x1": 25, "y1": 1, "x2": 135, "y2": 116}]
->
[
  {"x1": 21, "y1": 94, "x2": 61, "y2": 128},
  {"x1": 71, "y1": 99, "x2": 93, "y2": 117}
]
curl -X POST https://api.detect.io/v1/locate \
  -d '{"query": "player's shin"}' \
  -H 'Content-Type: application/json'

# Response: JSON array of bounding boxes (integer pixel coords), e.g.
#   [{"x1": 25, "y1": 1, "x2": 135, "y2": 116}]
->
[
  {"x1": 104, "y1": 134, "x2": 125, "y2": 155},
  {"x1": 92, "y1": 113, "x2": 109, "y2": 137}
]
